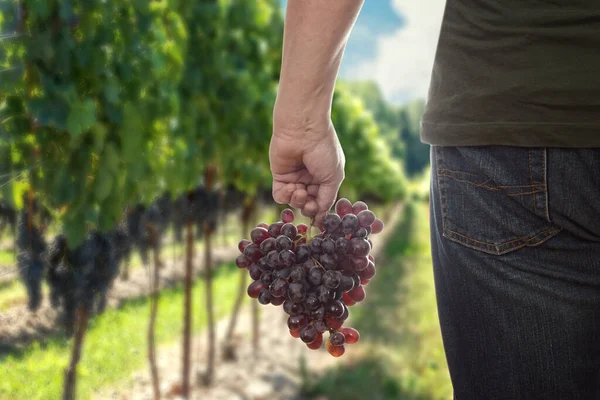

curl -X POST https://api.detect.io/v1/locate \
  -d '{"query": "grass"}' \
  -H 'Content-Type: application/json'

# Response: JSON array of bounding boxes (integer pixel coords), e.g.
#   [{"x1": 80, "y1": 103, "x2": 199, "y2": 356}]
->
[
  {"x1": 0, "y1": 262, "x2": 248, "y2": 400},
  {"x1": 0, "y1": 248, "x2": 14, "y2": 266},
  {"x1": 301, "y1": 200, "x2": 453, "y2": 400}
]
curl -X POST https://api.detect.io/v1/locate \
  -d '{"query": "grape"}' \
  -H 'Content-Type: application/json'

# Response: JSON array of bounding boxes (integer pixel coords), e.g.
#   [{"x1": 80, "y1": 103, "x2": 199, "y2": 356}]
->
[
  {"x1": 352, "y1": 201, "x2": 368, "y2": 215},
  {"x1": 244, "y1": 243, "x2": 263, "y2": 262},
  {"x1": 320, "y1": 253, "x2": 337, "y2": 270},
  {"x1": 325, "y1": 317, "x2": 343, "y2": 330},
  {"x1": 307, "y1": 332, "x2": 324, "y2": 350},
  {"x1": 250, "y1": 227, "x2": 270, "y2": 244},
  {"x1": 281, "y1": 208, "x2": 295, "y2": 223},
  {"x1": 353, "y1": 228, "x2": 368, "y2": 238},
  {"x1": 276, "y1": 235, "x2": 293, "y2": 251},
  {"x1": 257, "y1": 257, "x2": 270, "y2": 272},
  {"x1": 322, "y1": 270, "x2": 341, "y2": 289},
  {"x1": 350, "y1": 238, "x2": 371, "y2": 257},
  {"x1": 300, "y1": 325, "x2": 318, "y2": 344},
  {"x1": 247, "y1": 280, "x2": 265, "y2": 299},
  {"x1": 266, "y1": 250, "x2": 279, "y2": 269},
  {"x1": 343, "y1": 292, "x2": 356, "y2": 306},
  {"x1": 258, "y1": 289, "x2": 272, "y2": 305},
  {"x1": 348, "y1": 285, "x2": 366, "y2": 302},
  {"x1": 271, "y1": 296, "x2": 285, "y2": 306},
  {"x1": 335, "y1": 198, "x2": 353, "y2": 217},
  {"x1": 269, "y1": 278, "x2": 289, "y2": 298},
  {"x1": 351, "y1": 255, "x2": 369, "y2": 271},
  {"x1": 268, "y1": 222, "x2": 284, "y2": 237},
  {"x1": 288, "y1": 315, "x2": 309, "y2": 331},
  {"x1": 295, "y1": 244, "x2": 311, "y2": 263},
  {"x1": 357, "y1": 210, "x2": 375, "y2": 227},
  {"x1": 290, "y1": 302, "x2": 304, "y2": 315},
  {"x1": 278, "y1": 250, "x2": 296, "y2": 268},
  {"x1": 326, "y1": 341, "x2": 345, "y2": 357},
  {"x1": 311, "y1": 306, "x2": 325, "y2": 320},
  {"x1": 276, "y1": 267, "x2": 293, "y2": 279},
  {"x1": 358, "y1": 261, "x2": 376, "y2": 280},
  {"x1": 281, "y1": 223, "x2": 298, "y2": 239},
  {"x1": 340, "y1": 304, "x2": 349, "y2": 321},
  {"x1": 331, "y1": 331, "x2": 346, "y2": 346},
  {"x1": 339, "y1": 275, "x2": 355, "y2": 292},
  {"x1": 323, "y1": 214, "x2": 342, "y2": 232},
  {"x1": 341, "y1": 214, "x2": 359, "y2": 235},
  {"x1": 283, "y1": 300, "x2": 293, "y2": 315},
  {"x1": 326, "y1": 300, "x2": 344, "y2": 318},
  {"x1": 333, "y1": 289, "x2": 344, "y2": 301},
  {"x1": 297, "y1": 223, "x2": 308, "y2": 234},
  {"x1": 249, "y1": 263, "x2": 263, "y2": 280},
  {"x1": 361, "y1": 279, "x2": 370, "y2": 285},
  {"x1": 260, "y1": 237, "x2": 277, "y2": 254},
  {"x1": 308, "y1": 266, "x2": 323, "y2": 286},
  {"x1": 288, "y1": 282, "x2": 307, "y2": 302},
  {"x1": 304, "y1": 293, "x2": 320, "y2": 310},
  {"x1": 342, "y1": 327, "x2": 360, "y2": 344},
  {"x1": 236, "y1": 254, "x2": 251, "y2": 269},
  {"x1": 238, "y1": 239, "x2": 251, "y2": 253},
  {"x1": 257, "y1": 222, "x2": 269, "y2": 229},
  {"x1": 314, "y1": 319, "x2": 328, "y2": 333},
  {"x1": 335, "y1": 237, "x2": 350, "y2": 254},
  {"x1": 290, "y1": 266, "x2": 305, "y2": 282},
  {"x1": 242, "y1": 198, "x2": 381, "y2": 357},
  {"x1": 261, "y1": 271, "x2": 274, "y2": 285},
  {"x1": 351, "y1": 274, "x2": 361, "y2": 290},
  {"x1": 309, "y1": 237, "x2": 323, "y2": 254},
  {"x1": 316, "y1": 285, "x2": 333, "y2": 303},
  {"x1": 321, "y1": 238, "x2": 336, "y2": 254},
  {"x1": 371, "y1": 218, "x2": 384, "y2": 234}
]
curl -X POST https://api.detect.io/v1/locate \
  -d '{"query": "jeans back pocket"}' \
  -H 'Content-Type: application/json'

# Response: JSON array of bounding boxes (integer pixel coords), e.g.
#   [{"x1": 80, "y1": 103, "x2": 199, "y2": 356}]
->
[{"x1": 433, "y1": 146, "x2": 562, "y2": 255}]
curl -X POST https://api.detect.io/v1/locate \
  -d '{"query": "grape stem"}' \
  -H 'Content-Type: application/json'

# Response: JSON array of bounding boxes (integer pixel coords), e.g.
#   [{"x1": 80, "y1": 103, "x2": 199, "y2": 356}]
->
[
  {"x1": 307, "y1": 217, "x2": 316, "y2": 243},
  {"x1": 310, "y1": 256, "x2": 326, "y2": 271}
]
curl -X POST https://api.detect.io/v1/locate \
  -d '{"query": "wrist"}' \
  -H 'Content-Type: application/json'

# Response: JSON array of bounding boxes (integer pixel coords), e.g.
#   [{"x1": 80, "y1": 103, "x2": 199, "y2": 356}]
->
[{"x1": 273, "y1": 98, "x2": 332, "y2": 139}]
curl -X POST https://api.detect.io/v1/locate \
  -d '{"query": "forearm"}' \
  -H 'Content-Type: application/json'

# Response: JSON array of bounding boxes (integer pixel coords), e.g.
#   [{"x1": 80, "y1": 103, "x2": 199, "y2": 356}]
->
[{"x1": 274, "y1": 0, "x2": 364, "y2": 131}]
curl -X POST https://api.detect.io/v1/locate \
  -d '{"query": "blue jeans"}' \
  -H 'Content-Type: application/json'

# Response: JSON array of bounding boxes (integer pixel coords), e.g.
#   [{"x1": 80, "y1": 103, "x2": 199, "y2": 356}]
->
[{"x1": 430, "y1": 146, "x2": 600, "y2": 400}]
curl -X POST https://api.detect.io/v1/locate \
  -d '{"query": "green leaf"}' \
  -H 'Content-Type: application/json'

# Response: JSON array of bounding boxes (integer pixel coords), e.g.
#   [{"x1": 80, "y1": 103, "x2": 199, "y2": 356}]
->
[
  {"x1": 94, "y1": 172, "x2": 113, "y2": 203},
  {"x1": 28, "y1": 97, "x2": 69, "y2": 131},
  {"x1": 67, "y1": 99, "x2": 96, "y2": 136}
]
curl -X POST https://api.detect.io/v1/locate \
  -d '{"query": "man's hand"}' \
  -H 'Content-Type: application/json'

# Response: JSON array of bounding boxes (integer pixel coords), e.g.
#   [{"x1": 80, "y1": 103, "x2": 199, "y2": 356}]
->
[
  {"x1": 270, "y1": 123, "x2": 345, "y2": 227},
  {"x1": 269, "y1": 0, "x2": 362, "y2": 225}
]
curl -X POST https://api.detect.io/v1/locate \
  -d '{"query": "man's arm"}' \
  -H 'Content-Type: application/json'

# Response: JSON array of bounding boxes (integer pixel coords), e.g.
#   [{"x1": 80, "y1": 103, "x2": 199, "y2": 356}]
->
[
  {"x1": 270, "y1": 0, "x2": 363, "y2": 225},
  {"x1": 274, "y1": 0, "x2": 364, "y2": 131}
]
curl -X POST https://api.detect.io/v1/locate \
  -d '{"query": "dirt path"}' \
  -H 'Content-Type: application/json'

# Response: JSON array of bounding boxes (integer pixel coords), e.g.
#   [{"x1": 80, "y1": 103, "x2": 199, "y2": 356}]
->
[
  {"x1": 95, "y1": 204, "x2": 404, "y2": 400},
  {"x1": 0, "y1": 245, "x2": 239, "y2": 351}
]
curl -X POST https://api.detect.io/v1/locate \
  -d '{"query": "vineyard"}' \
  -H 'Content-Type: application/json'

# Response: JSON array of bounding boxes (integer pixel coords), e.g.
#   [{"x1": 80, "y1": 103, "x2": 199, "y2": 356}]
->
[{"x1": 0, "y1": 1, "x2": 447, "y2": 399}]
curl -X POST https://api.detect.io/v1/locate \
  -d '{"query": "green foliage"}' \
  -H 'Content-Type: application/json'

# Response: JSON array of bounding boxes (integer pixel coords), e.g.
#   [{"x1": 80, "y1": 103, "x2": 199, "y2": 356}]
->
[{"x1": 0, "y1": 0, "x2": 407, "y2": 247}]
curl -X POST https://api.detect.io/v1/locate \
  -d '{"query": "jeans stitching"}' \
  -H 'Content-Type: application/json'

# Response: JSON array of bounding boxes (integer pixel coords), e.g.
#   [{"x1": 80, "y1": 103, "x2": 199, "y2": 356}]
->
[
  {"x1": 444, "y1": 226, "x2": 562, "y2": 255},
  {"x1": 507, "y1": 190, "x2": 546, "y2": 197},
  {"x1": 543, "y1": 149, "x2": 551, "y2": 222},
  {"x1": 447, "y1": 226, "x2": 557, "y2": 246},
  {"x1": 529, "y1": 150, "x2": 536, "y2": 214},
  {"x1": 438, "y1": 174, "x2": 545, "y2": 190}
]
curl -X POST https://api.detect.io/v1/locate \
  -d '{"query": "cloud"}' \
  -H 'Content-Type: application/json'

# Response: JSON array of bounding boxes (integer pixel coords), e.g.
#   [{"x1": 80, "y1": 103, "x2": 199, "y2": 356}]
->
[{"x1": 345, "y1": 0, "x2": 447, "y2": 104}]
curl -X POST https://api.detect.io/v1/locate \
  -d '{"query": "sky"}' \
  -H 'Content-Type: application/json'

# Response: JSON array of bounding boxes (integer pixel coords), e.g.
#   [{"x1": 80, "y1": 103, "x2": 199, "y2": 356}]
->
[{"x1": 280, "y1": 0, "x2": 447, "y2": 105}]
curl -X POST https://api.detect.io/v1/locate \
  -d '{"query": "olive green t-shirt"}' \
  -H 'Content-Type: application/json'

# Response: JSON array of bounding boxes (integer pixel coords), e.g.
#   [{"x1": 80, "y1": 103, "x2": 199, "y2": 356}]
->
[{"x1": 421, "y1": 1, "x2": 600, "y2": 147}]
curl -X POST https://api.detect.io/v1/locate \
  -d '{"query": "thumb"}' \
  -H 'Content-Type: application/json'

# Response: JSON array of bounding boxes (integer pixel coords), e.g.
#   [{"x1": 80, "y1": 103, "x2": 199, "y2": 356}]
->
[{"x1": 314, "y1": 183, "x2": 340, "y2": 228}]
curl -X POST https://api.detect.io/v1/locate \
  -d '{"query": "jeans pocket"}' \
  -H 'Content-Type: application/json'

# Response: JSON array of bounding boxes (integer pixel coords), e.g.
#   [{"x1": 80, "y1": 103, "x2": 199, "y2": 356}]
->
[{"x1": 433, "y1": 145, "x2": 562, "y2": 255}]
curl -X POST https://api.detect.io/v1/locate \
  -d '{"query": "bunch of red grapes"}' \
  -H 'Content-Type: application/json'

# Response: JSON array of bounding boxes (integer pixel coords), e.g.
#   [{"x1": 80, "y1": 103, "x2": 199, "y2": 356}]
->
[{"x1": 236, "y1": 198, "x2": 384, "y2": 357}]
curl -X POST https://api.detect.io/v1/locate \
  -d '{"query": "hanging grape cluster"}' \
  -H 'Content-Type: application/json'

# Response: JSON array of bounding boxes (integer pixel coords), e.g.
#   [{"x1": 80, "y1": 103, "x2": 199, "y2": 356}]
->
[{"x1": 237, "y1": 198, "x2": 384, "y2": 357}]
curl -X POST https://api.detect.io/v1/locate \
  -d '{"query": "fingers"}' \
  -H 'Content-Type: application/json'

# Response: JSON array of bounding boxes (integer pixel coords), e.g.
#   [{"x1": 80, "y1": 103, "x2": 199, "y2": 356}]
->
[
  {"x1": 272, "y1": 182, "x2": 295, "y2": 204},
  {"x1": 313, "y1": 183, "x2": 339, "y2": 228},
  {"x1": 289, "y1": 186, "x2": 308, "y2": 209}
]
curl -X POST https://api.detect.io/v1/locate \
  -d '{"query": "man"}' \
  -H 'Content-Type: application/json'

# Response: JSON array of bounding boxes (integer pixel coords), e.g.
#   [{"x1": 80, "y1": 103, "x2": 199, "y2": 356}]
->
[{"x1": 269, "y1": 1, "x2": 600, "y2": 399}]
